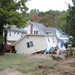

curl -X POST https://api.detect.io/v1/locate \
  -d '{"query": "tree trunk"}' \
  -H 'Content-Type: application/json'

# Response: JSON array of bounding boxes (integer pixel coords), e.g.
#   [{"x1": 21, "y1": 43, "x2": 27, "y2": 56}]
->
[{"x1": 0, "y1": 25, "x2": 5, "y2": 55}]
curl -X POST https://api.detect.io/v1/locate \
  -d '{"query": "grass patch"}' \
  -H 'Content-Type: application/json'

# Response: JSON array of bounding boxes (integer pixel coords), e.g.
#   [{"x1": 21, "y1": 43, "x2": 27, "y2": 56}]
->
[
  {"x1": 0, "y1": 53, "x2": 55, "y2": 75},
  {"x1": 51, "y1": 55, "x2": 62, "y2": 60}
]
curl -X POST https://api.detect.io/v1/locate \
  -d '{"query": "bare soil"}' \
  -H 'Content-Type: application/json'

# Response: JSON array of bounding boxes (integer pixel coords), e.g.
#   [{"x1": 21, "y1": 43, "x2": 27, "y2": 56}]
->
[
  {"x1": 0, "y1": 68, "x2": 22, "y2": 75},
  {"x1": 28, "y1": 54, "x2": 75, "y2": 75}
]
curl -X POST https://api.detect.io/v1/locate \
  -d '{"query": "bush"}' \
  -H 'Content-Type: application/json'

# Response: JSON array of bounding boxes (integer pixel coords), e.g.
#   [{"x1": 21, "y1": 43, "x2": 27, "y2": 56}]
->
[{"x1": 65, "y1": 50, "x2": 73, "y2": 58}]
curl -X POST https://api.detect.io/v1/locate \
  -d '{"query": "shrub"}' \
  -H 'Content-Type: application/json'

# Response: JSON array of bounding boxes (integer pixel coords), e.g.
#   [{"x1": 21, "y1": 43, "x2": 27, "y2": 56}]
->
[{"x1": 65, "y1": 50, "x2": 73, "y2": 58}]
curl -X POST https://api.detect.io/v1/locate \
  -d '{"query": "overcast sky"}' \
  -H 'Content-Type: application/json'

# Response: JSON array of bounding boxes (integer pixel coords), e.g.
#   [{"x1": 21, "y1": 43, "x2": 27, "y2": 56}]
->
[{"x1": 26, "y1": 0, "x2": 73, "y2": 12}]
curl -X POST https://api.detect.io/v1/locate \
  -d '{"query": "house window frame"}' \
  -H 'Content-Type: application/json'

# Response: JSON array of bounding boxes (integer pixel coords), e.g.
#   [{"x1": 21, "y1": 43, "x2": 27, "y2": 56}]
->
[
  {"x1": 17, "y1": 32, "x2": 19, "y2": 34},
  {"x1": 34, "y1": 31, "x2": 38, "y2": 34},
  {"x1": 26, "y1": 42, "x2": 30, "y2": 48},
  {"x1": 30, "y1": 41, "x2": 34, "y2": 47},
  {"x1": 14, "y1": 31, "x2": 16, "y2": 34},
  {"x1": 9, "y1": 32, "x2": 11, "y2": 36},
  {"x1": 26, "y1": 41, "x2": 34, "y2": 48}
]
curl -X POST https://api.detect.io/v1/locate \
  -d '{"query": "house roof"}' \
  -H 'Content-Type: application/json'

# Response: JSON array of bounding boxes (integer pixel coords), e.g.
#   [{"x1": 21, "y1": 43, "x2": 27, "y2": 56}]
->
[
  {"x1": 44, "y1": 28, "x2": 56, "y2": 33},
  {"x1": 30, "y1": 21, "x2": 62, "y2": 34},
  {"x1": 56, "y1": 28, "x2": 63, "y2": 33},
  {"x1": 32, "y1": 22, "x2": 46, "y2": 34},
  {"x1": 5, "y1": 25, "x2": 26, "y2": 33},
  {"x1": 32, "y1": 22, "x2": 54, "y2": 34},
  {"x1": 9, "y1": 25, "x2": 26, "y2": 32}
]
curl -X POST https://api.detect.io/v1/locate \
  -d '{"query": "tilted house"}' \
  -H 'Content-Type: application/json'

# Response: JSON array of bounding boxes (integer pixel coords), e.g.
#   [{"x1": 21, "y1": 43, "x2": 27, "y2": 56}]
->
[
  {"x1": 13, "y1": 20, "x2": 69, "y2": 54},
  {"x1": 24, "y1": 20, "x2": 69, "y2": 49},
  {"x1": 14, "y1": 34, "x2": 57, "y2": 54}
]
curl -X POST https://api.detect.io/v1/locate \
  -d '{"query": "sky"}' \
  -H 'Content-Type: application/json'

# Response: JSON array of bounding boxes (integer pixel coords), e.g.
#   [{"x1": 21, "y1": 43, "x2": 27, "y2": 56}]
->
[{"x1": 26, "y1": 0, "x2": 73, "y2": 12}]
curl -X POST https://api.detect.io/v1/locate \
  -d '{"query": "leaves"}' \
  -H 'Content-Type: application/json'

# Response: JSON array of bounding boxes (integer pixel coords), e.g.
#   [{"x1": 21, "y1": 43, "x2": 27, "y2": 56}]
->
[
  {"x1": 28, "y1": 9, "x2": 68, "y2": 28},
  {"x1": 0, "y1": 0, "x2": 28, "y2": 43},
  {"x1": 65, "y1": 1, "x2": 75, "y2": 45},
  {"x1": 0, "y1": 0, "x2": 28, "y2": 26}
]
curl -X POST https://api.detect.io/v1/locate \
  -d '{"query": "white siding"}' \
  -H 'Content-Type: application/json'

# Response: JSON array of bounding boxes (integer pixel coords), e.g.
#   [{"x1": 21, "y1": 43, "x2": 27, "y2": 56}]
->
[
  {"x1": 24, "y1": 25, "x2": 30, "y2": 34},
  {"x1": 14, "y1": 35, "x2": 58, "y2": 54},
  {"x1": 7, "y1": 31, "x2": 25, "y2": 41},
  {"x1": 56, "y1": 30, "x2": 69, "y2": 43},
  {"x1": 14, "y1": 35, "x2": 47, "y2": 54},
  {"x1": 45, "y1": 36, "x2": 57, "y2": 48}
]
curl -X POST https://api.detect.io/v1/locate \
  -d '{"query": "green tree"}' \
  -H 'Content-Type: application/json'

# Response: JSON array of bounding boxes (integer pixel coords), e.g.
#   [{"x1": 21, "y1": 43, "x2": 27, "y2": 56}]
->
[
  {"x1": 28, "y1": 9, "x2": 41, "y2": 22},
  {"x1": 40, "y1": 14, "x2": 53, "y2": 27},
  {"x1": 39, "y1": 10, "x2": 62, "y2": 27},
  {"x1": 65, "y1": 0, "x2": 75, "y2": 46},
  {"x1": 0, "y1": 0, "x2": 28, "y2": 54},
  {"x1": 56, "y1": 11, "x2": 68, "y2": 30}
]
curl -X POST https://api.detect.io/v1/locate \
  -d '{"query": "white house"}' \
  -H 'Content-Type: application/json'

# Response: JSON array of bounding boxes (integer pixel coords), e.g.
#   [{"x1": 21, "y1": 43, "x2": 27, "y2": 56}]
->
[
  {"x1": 5, "y1": 25, "x2": 26, "y2": 44},
  {"x1": 14, "y1": 34, "x2": 58, "y2": 54},
  {"x1": 24, "y1": 20, "x2": 69, "y2": 43},
  {"x1": 24, "y1": 20, "x2": 69, "y2": 50}
]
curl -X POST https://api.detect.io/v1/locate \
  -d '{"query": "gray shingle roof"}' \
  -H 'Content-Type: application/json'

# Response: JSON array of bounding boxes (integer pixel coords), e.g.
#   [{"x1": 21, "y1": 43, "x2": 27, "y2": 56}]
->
[
  {"x1": 32, "y1": 22, "x2": 64, "y2": 35},
  {"x1": 32, "y1": 22, "x2": 46, "y2": 34},
  {"x1": 32, "y1": 22, "x2": 58, "y2": 34},
  {"x1": 44, "y1": 28, "x2": 56, "y2": 33},
  {"x1": 27, "y1": 21, "x2": 63, "y2": 35}
]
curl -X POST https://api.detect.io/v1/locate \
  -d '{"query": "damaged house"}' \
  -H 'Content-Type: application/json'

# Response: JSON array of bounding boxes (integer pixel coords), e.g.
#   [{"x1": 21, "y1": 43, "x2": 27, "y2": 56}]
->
[{"x1": 13, "y1": 20, "x2": 69, "y2": 54}]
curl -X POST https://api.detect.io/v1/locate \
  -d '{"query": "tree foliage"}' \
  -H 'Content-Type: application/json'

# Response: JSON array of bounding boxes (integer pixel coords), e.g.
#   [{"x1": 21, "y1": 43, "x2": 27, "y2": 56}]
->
[
  {"x1": 28, "y1": 9, "x2": 66, "y2": 28},
  {"x1": 56, "y1": 11, "x2": 68, "y2": 30},
  {"x1": 0, "y1": 0, "x2": 28, "y2": 26},
  {"x1": 28, "y1": 9, "x2": 41, "y2": 22},
  {"x1": 65, "y1": 1, "x2": 75, "y2": 46},
  {"x1": 0, "y1": 0, "x2": 28, "y2": 54}
]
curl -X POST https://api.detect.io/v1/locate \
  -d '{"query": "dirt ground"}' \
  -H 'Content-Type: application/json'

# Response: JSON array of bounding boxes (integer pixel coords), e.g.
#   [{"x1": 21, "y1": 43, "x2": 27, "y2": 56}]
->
[
  {"x1": 28, "y1": 54, "x2": 75, "y2": 75},
  {"x1": 0, "y1": 54, "x2": 75, "y2": 75},
  {"x1": 0, "y1": 68, "x2": 22, "y2": 75}
]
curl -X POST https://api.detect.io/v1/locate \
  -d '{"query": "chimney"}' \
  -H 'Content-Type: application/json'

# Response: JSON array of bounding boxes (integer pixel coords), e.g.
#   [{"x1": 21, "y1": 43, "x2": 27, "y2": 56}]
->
[
  {"x1": 30, "y1": 23, "x2": 33, "y2": 34},
  {"x1": 29, "y1": 19, "x2": 34, "y2": 34}
]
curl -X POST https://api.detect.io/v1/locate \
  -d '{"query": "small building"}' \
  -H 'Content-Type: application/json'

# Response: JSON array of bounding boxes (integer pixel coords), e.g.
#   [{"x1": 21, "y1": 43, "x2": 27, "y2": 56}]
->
[
  {"x1": 5, "y1": 25, "x2": 26, "y2": 44},
  {"x1": 14, "y1": 34, "x2": 58, "y2": 54}
]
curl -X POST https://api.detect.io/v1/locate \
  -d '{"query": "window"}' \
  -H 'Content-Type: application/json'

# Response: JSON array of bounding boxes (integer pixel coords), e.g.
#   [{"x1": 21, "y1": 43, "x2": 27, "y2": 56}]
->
[
  {"x1": 26, "y1": 41, "x2": 34, "y2": 48},
  {"x1": 30, "y1": 41, "x2": 34, "y2": 47},
  {"x1": 14, "y1": 31, "x2": 16, "y2": 34},
  {"x1": 17, "y1": 32, "x2": 19, "y2": 34},
  {"x1": 9, "y1": 32, "x2": 11, "y2": 36},
  {"x1": 21, "y1": 33, "x2": 23, "y2": 37},
  {"x1": 34, "y1": 31, "x2": 38, "y2": 34},
  {"x1": 46, "y1": 32, "x2": 48, "y2": 34},
  {"x1": 26, "y1": 42, "x2": 30, "y2": 48},
  {"x1": 60, "y1": 41, "x2": 64, "y2": 48}
]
